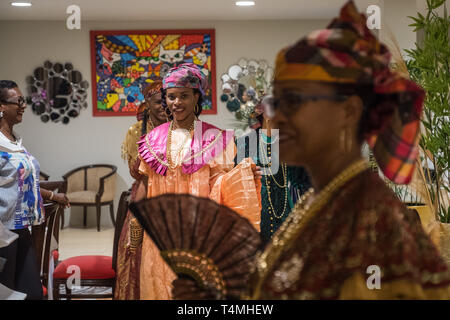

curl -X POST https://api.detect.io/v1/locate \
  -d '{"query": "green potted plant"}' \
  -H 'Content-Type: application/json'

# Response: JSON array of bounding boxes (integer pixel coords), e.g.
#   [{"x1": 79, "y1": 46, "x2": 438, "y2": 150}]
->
[{"x1": 405, "y1": 0, "x2": 449, "y2": 263}]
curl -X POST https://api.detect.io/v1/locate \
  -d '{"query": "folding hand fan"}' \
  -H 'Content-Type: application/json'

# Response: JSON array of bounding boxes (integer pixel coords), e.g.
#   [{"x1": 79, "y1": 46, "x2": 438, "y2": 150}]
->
[{"x1": 129, "y1": 194, "x2": 261, "y2": 299}]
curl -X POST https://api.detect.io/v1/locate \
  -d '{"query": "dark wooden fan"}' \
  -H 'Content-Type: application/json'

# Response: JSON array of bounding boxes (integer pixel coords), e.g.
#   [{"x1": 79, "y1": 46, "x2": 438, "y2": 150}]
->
[{"x1": 129, "y1": 194, "x2": 261, "y2": 299}]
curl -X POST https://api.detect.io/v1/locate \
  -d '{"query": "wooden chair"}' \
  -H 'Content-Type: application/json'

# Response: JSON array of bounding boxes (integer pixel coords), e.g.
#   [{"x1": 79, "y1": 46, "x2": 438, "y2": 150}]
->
[
  {"x1": 39, "y1": 180, "x2": 67, "y2": 244},
  {"x1": 39, "y1": 171, "x2": 50, "y2": 181},
  {"x1": 63, "y1": 164, "x2": 117, "y2": 231},
  {"x1": 52, "y1": 190, "x2": 131, "y2": 300},
  {"x1": 31, "y1": 202, "x2": 61, "y2": 299},
  {"x1": 31, "y1": 179, "x2": 66, "y2": 299}
]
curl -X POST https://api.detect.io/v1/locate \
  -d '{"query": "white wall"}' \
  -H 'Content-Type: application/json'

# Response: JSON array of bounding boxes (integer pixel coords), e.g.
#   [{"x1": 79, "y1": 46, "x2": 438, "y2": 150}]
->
[
  {"x1": 0, "y1": 1, "x2": 419, "y2": 228},
  {"x1": 0, "y1": 19, "x2": 327, "y2": 228}
]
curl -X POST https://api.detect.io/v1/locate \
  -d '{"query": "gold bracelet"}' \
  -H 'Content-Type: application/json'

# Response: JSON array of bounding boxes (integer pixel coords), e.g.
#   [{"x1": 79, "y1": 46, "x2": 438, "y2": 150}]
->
[{"x1": 49, "y1": 191, "x2": 54, "y2": 200}]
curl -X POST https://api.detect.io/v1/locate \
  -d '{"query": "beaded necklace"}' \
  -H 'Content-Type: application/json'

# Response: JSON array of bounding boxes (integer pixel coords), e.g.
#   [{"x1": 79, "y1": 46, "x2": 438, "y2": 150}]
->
[
  {"x1": 251, "y1": 159, "x2": 369, "y2": 299},
  {"x1": 258, "y1": 133, "x2": 289, "y2": 221},
  {"x1": 167, "y1": 120, "x2": 195, "y2": 170}
]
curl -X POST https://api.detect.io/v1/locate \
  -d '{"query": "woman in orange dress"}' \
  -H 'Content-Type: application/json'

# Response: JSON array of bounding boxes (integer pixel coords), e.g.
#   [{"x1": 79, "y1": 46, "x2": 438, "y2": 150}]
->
[{"x1": 137, "y1": 63, "x2": 262, "y2": 299}]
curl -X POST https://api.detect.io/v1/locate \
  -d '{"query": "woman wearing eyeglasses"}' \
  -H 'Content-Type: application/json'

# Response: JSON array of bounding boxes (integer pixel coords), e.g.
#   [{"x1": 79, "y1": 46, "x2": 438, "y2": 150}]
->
[
  {"x1": 173, "y1": 1, "x2": 450, "y2": 300},
  {"x1": 0, "y1": 80, "x2": 69, "y2": 299},
  {"x1": 247, "y1": 1, "x2": 450, "y2": 299}
]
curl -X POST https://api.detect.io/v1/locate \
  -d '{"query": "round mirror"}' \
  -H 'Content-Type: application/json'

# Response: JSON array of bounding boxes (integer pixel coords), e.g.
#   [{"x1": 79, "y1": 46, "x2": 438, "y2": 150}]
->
[
  {"x1": 44, "y1": 76, "x2": 73, "y2": 109},
  {"x1": 41, "y1": 114, "x2": 50, "y2": 123},
  {"x1": 221, "y1": 58, "x2": 274, "y2": 131},
  {"x1": 53, "y1": 63, "x2": 64, "y2": 73},
  {"x1": 34, "y1": 67, "x2": 45, "y2": 81},
  {"x1": 238, "y1": 58, "x2": 248, "y2": 68},
  {"x1": 80, "y1": 80, "x2": 89, "y2": 89},
  {"x1": 64, "y1": 63, "x2": 73, "y2": 71},
  {"x1": 70, "y1": 70, "x2": 82, "y2": 84},
  {"x1": 44, "y1": 61, "x2": 53, "y2": 69},
  {"x1": 221, "y1": 74, "x2": 231, "y2": 83},
  {"x1": 228, "y1": 65, "x2": 242, "y2": 80}
]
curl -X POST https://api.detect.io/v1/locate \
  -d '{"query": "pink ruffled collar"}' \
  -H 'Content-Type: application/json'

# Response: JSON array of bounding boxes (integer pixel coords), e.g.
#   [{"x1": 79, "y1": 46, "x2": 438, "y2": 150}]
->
[{"x1": 137, "y1": 121, "x2": 234, "y2": 176}]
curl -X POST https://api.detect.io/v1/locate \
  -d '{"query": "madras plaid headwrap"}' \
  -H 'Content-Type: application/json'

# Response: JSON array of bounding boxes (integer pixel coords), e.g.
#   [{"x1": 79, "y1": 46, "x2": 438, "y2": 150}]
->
[
  {"x1": 274, "y1": 0, "x2": 425, "y2": 184},
  {"x1": 137, "y1": 80, "x2": 163, "y2": 121}
]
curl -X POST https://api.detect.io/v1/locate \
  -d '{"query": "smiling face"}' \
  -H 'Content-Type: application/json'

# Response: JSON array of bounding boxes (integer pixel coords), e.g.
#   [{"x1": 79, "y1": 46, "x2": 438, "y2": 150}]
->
[
  {"x1": 146, "y1": 92, "x2": 166, "y2": 123},
  {"x1": 0, "y1": 87, "x2": 26, "y2": 126},
  {"x1": 166, "y1": 87, "x2": 199, "y2": 123},
  {"x1": 272, "y1": 80, "x2": 353, "y2": 167}
]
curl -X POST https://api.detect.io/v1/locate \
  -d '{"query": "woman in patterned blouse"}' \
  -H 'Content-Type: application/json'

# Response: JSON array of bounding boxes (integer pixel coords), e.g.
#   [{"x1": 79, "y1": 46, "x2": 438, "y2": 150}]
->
[{"x1": 0, "y1": 80, "x2": 69, "y2": 299}]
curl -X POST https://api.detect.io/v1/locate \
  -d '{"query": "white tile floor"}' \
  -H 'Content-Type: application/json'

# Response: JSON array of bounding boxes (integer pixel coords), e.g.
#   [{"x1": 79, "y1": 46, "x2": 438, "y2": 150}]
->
[{"x1": 58, "y1": 227, "x2": 115, "y2": 260}]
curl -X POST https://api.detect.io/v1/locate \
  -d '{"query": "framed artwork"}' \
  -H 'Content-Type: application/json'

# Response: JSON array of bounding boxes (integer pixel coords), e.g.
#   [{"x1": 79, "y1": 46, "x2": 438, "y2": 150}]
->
[{"x1": 90, "y1": 29, "x2": 216, "y2": 116}]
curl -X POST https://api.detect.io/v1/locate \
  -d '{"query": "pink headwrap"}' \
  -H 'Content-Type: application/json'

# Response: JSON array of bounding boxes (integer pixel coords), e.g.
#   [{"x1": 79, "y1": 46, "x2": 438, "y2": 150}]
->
[{"x1": 162, "y1": 63, "x2": 208, "y2": 96}]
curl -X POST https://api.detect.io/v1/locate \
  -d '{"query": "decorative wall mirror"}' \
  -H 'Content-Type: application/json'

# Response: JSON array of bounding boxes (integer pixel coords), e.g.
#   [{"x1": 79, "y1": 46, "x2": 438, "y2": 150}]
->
[
  {"x1": 220, "y1": 58, "x2": 273, "y2": 132},
  {"x1": 26, "y1": 61, "x2": 89, "y2": 124}
]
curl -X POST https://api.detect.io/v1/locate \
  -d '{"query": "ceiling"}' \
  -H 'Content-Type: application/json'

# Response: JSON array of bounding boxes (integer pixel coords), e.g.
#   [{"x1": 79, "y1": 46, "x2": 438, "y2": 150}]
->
[{"x1": 0, "y1": 0, "x2": 380, "y2": 21}]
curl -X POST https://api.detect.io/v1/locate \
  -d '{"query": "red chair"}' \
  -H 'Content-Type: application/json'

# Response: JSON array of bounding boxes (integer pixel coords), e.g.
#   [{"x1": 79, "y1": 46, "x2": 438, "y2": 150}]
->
[{"x1": 52, "y1": 190, "x2": 130, "y2": 300}]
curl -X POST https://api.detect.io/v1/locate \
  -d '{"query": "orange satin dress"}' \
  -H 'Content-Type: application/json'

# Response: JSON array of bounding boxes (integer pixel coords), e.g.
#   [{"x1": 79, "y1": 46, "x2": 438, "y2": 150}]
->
[{"x1": 138, "y1": 127, "x2": 261, "y2": 299}]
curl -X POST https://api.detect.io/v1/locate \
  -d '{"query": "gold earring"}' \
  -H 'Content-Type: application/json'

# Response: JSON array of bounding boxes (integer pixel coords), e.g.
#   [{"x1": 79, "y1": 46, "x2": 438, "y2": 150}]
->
[
  {"x1": 340, "y1": 127, "x2": 353, "y2": 153},
  {"x1": 340, "y1": 128, "x2": 346, "y2": 153},
  {"x1": 194, "y1": 103, "x2": 199, "y2": 115},
  {"x1": 345, "y1": 127, "x2": 352, "y2": 153}
]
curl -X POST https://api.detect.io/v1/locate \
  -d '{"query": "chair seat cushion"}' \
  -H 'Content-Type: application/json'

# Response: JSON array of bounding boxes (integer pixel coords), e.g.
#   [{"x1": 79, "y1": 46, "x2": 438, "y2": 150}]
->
[
  {"x1": 67, "y1": 191, "x2": 96, "y2": 203},
  {"x1": 53, "y1": 255, "x2": 115, "y2": 280}
]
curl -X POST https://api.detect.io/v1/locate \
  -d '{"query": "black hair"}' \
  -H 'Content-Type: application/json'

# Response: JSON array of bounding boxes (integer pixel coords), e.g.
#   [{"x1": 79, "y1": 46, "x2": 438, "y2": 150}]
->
[
  {"x1": 256, "y1": 113, "x2": 264, "y2": 126},
  {"x1": 161, "y1": 88, "x2": 203, "y2": 121},
  {"x1": 141, "y1": 109, "x2": 149, "y2": 136},
  {"x1": 0, "y1": 80, "x2": 18, "y2": 102}
]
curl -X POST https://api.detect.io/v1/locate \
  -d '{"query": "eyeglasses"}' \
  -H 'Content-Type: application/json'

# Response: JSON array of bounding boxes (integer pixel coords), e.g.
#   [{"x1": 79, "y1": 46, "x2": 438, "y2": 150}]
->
[
  {"x1": 263, "y1": 93, "x2": 349, "y2": 119},
  {"x1": 0, "y1": 96, "x2": 27, "y2": 107}
]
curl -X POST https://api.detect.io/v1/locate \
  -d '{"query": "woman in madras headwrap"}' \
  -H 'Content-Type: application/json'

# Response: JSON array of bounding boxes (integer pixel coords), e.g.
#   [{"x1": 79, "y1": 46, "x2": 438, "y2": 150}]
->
[
  {"x1": 115, "y1": 80, "x2": 167, "y2": 300},
  {"x1": 137, "y1": 63, "x2": 262, "y2": 299},
  {"x1": 247, "y1": 0, "x2": 450, "y2": 299},
  {"x1": 174, "y1": 1, "x2": 450, "y2": 300}
]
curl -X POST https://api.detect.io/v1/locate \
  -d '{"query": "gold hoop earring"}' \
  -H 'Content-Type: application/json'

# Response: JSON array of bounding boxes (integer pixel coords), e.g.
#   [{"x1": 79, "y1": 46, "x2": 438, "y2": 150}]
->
[
  {"x1": 194, "y1": 103, "x2": 199, "y2": 115},
  {"x1": 347, "y1": 127, "x2": 353, "y2": 153},
  {"x1": 340, "y1": 127, "x2": 353, "y2": 153},
  {"x1": 340, "y1": 128, "x2": 346, "y2": 153}
]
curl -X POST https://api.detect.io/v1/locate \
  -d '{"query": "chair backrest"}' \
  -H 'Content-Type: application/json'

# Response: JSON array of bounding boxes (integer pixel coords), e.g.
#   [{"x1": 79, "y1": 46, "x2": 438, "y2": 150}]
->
[
  {"x1": 64, "y1": 164, "x2": 117, "y2": 193},
  {"x1": 112, "y1": 190, "x2": 131, "y2": 271},
  {"x1": 31, "y1": 202, "x2": 60, "y2": 287},
  {"x1": 39, "y1": 181, "x2": 67, "y2": 244},
  {"x1": 39, "y1": 171, "x2": 50, "y2": 181}
]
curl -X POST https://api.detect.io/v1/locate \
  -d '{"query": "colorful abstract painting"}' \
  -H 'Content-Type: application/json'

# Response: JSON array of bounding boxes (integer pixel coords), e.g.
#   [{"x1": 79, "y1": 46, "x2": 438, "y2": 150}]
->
[{"x1": 90, "y1": 29, "x2": 216, "y2": 116}]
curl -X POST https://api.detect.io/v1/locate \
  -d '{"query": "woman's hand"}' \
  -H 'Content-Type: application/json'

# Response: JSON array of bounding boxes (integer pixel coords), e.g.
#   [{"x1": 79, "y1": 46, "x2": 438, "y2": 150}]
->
[
  {"x1": 52, "y1": 193, "x2": 70, "y2": 209},
  {"x1": 252, "y1": 165, "x2": 262, "y2": 181}
]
